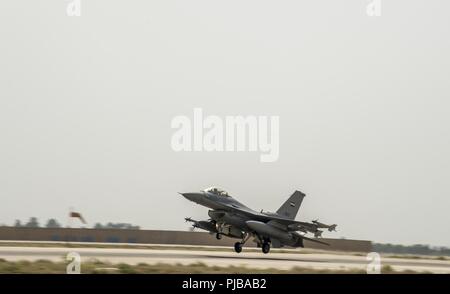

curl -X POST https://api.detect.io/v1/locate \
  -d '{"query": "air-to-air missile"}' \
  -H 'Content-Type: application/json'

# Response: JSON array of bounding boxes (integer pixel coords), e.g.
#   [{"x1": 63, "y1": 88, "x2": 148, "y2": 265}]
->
[
  {"x1": 312, "y1": 220, "x2": 337, "y2": 232},
  {"x1": 184, "y1": 217, "x2": 218, "y2": 234}
]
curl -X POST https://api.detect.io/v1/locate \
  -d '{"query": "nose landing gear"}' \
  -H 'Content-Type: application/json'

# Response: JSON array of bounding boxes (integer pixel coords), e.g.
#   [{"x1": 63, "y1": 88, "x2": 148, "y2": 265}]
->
[{"x1": 233, "y1": 233, "x2": 250, "y2": 253}]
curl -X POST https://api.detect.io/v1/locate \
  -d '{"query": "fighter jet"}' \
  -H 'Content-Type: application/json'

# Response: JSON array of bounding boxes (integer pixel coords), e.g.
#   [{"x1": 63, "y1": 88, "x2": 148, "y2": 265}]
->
[{"x1": 180, "y1": 187, "x2": 337, "y2": 254}]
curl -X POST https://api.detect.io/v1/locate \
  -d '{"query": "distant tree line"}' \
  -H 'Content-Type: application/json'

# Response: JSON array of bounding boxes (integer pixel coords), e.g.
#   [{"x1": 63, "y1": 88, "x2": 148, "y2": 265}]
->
[
  {"x1": 373, "y1": 243, "x2": 450, "y2": 256},
  {"x1": 11, "y1": 218, "x2": 140, "y2": 230},
  {"x1": 93, "y1": 222, "x2": 140, "y2": 230},
  {"x1": 13, "y1": 217, "x2": 61, "y2": 228}
]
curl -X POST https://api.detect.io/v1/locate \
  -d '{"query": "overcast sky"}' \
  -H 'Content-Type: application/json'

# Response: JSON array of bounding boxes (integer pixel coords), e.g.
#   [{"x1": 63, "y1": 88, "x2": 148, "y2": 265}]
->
[{"x1": 0, "y1": 1, "x2": 449, "y2": 247}]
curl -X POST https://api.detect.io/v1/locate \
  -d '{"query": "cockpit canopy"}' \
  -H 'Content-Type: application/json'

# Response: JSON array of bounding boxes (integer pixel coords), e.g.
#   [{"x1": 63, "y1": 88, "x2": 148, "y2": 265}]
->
[{"x1": 203, "y1": 187, "x2": 229, "y2": 197}]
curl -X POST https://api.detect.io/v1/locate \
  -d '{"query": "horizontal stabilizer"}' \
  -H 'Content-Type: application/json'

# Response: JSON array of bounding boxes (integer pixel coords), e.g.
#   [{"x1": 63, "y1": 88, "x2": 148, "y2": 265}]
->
[{"x1": 302, "y1": 235, "x2": 330, "y2": 246}]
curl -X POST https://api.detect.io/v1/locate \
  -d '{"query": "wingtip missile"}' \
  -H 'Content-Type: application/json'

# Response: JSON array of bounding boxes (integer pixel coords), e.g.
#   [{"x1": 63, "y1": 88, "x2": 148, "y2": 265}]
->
[
  {"x1": 311, "y1": 220, "x2": 337, "y2": 232},
  {"x1": 185, "y1": 217, "x2": 194, "y2": 223}
]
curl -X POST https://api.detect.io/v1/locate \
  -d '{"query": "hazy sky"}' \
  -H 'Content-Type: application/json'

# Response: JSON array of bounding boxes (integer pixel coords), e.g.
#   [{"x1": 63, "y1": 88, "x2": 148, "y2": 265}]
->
[{"x1": 0, "y1": 1, "x2": 449, "y2": 247}]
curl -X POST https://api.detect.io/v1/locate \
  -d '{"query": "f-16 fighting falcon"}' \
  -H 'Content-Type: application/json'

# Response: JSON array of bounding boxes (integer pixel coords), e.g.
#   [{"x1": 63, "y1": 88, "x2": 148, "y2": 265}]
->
[{"x1": 180, "y1": 187, "x2": 337, "y2": 254}]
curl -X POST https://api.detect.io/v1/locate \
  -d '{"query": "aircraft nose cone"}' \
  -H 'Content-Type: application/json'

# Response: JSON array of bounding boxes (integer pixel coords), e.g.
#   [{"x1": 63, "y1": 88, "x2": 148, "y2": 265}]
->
[{"x1": 180, "y1": 192, "x2": 201, "y2": 202}]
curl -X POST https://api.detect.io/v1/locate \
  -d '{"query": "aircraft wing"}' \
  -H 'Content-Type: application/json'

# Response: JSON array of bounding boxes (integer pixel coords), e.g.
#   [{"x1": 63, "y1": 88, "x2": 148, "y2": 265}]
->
[
  {"x1": 219, "y1": 203, "x2": 334, "y2": 238},
  {"x1": 220, "y1": 202, "x2": 311, "y2": 227},
  {"x1": 287, "y1": 221, "x2": 318, "y2": 232}
]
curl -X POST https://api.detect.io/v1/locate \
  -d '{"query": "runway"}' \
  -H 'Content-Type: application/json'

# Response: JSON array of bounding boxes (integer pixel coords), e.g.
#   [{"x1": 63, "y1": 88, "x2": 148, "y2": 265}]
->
[{"x1": 1, "y1": 246, "x2": 449, "y2": 273}]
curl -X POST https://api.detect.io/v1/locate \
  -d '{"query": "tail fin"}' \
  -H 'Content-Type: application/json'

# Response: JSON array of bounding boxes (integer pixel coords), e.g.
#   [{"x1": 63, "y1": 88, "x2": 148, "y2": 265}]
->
[{"x1": 276, "y1": 190, "x2": 305, "y2": 219}]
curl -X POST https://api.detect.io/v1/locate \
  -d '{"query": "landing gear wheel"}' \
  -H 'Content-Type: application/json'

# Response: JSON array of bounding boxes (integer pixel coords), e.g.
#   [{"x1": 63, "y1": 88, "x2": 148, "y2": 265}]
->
[
  {"x1": 262, "y1": 242, "x2": 270, "y2": 254},
  {"x1": 216, "y1": 233, "x2": 222, "y2": 240},
  {"x1": 234, "y1": 242, "x2": 243, "y2": 253}
]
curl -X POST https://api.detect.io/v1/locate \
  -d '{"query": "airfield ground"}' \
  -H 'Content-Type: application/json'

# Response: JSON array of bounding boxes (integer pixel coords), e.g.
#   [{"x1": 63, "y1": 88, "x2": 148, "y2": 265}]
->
[{"x1": 0, "y1": 242, "x2": 448, "y2": 274}]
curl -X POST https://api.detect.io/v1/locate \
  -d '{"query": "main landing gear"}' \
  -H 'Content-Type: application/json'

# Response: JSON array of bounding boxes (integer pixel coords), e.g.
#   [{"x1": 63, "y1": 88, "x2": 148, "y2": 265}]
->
[
  {"x1": 234, "y1": 242, "x2": 242, "y2": 253},
  {"x1": 216, "y1": 233, "x2": 222, "y2": 240},
  {"x1": 255, "y1": 235, "x2": 271, "y2": 254},
  {"x1": 262, "y1": 242, "x2": 270, "y2": 254}
]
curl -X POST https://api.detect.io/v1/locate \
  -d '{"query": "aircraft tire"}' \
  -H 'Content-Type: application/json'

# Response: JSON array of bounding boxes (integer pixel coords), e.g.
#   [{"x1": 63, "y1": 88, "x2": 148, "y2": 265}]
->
[
  {"x1": 262, "y1": 242, "x2": 270, "y2": 254},
  {"x1": 216, "y1": 233, "x2": 222, "y2": 240},
  {"x1": 234, "y1": 242, "x2": 242, "y2": 253}
]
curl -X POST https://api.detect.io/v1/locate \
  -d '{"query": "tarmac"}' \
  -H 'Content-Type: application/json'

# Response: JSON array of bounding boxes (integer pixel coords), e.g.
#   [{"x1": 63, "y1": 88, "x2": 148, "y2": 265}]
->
[{"x1": 0, "y1": 245, "x2": 449, "y2": 273}]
